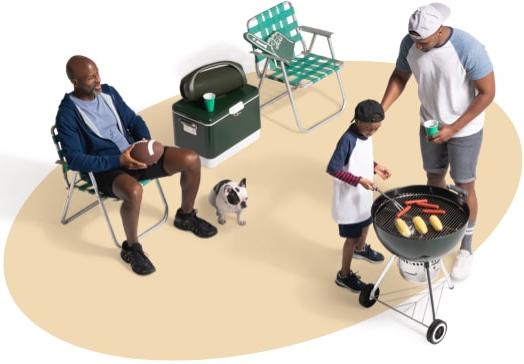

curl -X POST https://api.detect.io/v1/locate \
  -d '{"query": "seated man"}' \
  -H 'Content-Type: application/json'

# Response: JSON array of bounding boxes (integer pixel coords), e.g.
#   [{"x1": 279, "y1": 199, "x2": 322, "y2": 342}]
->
[{"x1": 56, "y1": 55, "x2": 217, "y2": 276}]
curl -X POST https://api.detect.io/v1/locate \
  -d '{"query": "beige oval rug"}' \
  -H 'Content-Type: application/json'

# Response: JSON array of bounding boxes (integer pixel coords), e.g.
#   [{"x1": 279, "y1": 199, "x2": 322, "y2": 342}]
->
[{"x1": 4, "y1": 62, "x2": 521, "y2": 359}]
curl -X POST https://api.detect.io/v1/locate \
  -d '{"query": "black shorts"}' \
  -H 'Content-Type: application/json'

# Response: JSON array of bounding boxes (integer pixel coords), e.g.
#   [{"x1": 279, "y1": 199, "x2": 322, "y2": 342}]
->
[
  {"x1": 338, "y1": 217, "x2": 372, "y2": 238},
  {"x1": 93, "y1": 149, "x2": 169, "y2": 198}
]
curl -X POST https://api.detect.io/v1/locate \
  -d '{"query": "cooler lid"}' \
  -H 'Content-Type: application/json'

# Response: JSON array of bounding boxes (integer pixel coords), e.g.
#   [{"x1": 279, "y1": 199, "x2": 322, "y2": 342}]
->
[{"x1": 172, "y1": 84, "x2": 259, "y2": 126}]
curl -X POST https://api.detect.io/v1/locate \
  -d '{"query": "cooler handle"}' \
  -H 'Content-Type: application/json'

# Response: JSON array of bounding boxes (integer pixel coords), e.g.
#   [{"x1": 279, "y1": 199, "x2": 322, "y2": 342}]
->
[
  {"x1": 181, "y1": 120, "x2": 197, "y2": 136},
  {"x1": 189, "y1": 61, "x2": 246, "y2": 94}
]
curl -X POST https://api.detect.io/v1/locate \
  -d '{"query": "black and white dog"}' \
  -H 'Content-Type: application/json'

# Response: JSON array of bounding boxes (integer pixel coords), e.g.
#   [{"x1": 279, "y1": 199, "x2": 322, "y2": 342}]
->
[{"x1": 209, "y1": 178, "x2": 248, "y2": 225}]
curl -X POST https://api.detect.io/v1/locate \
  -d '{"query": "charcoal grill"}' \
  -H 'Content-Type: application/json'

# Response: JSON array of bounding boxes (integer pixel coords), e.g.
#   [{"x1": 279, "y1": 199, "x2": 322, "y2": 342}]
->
[{"x1": 359, "y1": 185, "x2": 469, "y2": 344}]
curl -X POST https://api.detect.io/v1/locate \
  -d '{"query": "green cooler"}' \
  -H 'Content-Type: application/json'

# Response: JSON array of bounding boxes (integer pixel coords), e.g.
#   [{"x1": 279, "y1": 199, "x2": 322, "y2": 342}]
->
[{"x1": 172, "y1": 61, "x2": 261, "y2": 168}]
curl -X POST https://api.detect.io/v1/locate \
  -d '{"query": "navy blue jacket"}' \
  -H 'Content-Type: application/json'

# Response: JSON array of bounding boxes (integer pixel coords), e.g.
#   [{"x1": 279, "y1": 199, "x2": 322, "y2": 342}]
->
[{"x1": 56, "y1": 84, "x2": 151, "y2": 173}]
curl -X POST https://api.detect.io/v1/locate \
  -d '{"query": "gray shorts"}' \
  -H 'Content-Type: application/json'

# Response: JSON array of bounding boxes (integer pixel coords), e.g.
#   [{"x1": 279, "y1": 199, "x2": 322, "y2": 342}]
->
[{"x1": 419, "y1": 128, "x2": 483, "y2": 184}]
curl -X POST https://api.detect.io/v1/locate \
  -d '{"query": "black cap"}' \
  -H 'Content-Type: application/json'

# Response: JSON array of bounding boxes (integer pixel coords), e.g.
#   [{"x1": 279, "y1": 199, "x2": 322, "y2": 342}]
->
[{"x1": 354, "y1": 99, "x2": 385, "y2": 122}]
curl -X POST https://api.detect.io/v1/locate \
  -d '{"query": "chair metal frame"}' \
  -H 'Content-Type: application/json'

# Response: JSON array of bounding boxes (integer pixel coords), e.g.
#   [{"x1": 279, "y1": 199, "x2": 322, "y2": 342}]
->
[
  {"x1": 51, "y1": 125, "x2": 169, "y2": 248},
  {"x1": 245, "y1": 1, "x2": 347, "y2": 133}
]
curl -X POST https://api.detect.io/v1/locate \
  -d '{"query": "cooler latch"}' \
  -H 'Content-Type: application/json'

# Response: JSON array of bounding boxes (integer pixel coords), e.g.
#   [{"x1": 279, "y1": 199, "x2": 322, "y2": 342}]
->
[{"x1": 229, "y1": 101, "x2": 244, "y2": 116}]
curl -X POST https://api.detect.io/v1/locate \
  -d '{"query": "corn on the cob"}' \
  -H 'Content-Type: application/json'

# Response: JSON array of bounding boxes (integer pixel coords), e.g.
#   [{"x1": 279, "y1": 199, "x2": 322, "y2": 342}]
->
[
  {"x1": 412, "y1": 216, "x2": 428, "y2": 235},
  {"x1": 429, "y1": 215, "x2": 443, "y2": 232},
  {"x1": 395, "y1": 218, "x2": 411, "y2": 238}
]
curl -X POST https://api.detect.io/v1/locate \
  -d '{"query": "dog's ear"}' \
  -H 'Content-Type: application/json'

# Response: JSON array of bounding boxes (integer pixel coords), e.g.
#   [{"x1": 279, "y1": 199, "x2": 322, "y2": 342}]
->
[{"x1": 239, "y1": 178, "x2": 247, "y2": 188}]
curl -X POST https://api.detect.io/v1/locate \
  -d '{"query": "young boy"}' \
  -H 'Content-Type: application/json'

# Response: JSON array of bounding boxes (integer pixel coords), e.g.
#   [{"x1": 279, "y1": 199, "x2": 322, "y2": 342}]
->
[{"x1": 327, "y1": 99, "x2": 391, "y2": 292}]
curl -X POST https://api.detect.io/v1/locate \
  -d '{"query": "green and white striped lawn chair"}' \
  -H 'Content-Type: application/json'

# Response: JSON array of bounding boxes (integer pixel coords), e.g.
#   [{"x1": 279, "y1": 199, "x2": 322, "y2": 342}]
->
[
  {"x1": 245, "y1": 1, "x2": 347, "y2": 133},
  {"x1": 51, "y1": 125, "x2": 168, "y2": 248}
]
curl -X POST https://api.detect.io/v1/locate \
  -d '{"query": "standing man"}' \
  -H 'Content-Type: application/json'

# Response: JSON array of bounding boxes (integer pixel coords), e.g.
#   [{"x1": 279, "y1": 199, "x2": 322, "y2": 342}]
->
[
  {"x1": 381, "y1": 3, "x2": 495, "y2": 280},
  {"x1": 56, "y1": 55, "x2": 217, "y2": 276}
]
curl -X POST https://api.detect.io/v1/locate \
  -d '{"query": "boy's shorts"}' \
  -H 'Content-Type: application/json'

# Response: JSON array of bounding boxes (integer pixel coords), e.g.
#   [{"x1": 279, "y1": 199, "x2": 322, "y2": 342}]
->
[
  {"x1": 93, "y1": 148, "x2": 169, "y2": 198},
  {"x1": 338, "y1": 217, "x2": 372, "y2": 238},
  {"x1": 419, "y1": 128, "x2": 483, "y2": 184}
]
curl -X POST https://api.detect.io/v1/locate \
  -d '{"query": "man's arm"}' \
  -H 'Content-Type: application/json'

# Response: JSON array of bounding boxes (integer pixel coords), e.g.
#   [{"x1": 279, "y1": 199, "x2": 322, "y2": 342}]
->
[
  {"x1": 433, "y1": 71, "x2": 496, "y2": 143},
  {"x1": 56, "y1": 115, "x2": 121, "y2": 173},
  {"x1": 381, "y1": 68, "x2": 412, "y2": 112}
]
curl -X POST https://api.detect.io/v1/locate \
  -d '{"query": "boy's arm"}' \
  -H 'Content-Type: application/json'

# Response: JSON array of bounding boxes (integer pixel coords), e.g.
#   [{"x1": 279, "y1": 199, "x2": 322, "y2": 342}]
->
[
  {"x1": 329, "y1": 170, "x2": 361, "y2": 186},
  {"x1": 327, "y1": 133, "x2": 361, "y2": 186},
  {"x1": 374, "y1": 162, "x2": 392, "y2": 180}
]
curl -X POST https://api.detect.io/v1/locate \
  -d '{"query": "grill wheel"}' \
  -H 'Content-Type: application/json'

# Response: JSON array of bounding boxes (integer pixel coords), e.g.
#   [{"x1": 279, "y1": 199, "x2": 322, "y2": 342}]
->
[
  {"x1": 427, "y1": 319, "x2": 447, "y2": 344},
  {"x1": 359, "y1": 284, "x2": 379, "y2": 308}
]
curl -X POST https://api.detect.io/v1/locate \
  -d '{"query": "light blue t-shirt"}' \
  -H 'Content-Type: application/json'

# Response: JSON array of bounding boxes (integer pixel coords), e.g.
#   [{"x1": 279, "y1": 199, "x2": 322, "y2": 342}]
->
[
  {"x1": 395, "y1": 28, "x2": 493, "y2": 137},
  {"x1": 70, "y1": 94, "x2": 130, "y2": 152}
]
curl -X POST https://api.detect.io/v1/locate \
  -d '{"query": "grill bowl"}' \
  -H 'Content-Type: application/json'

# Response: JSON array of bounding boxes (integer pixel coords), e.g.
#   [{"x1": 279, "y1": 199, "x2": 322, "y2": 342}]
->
[{"x1": 372, "y1": 185, "x2": 470, "y2": 261}]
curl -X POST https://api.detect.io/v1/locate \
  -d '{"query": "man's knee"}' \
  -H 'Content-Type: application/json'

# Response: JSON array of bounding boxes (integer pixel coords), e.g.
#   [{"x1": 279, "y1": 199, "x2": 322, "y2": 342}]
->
[
  {"x1": 128, "y1": 183, "x2": 143, "y2": 202},
  {"x1": 183, "y1": 149, "x2": 200, "y2": 170},
  {"x1": 163, "y1": 147, "x2": 200, "y2": 174},
  {"x1": 113, "y1": 176, "x2": 143, "y2": 203}
]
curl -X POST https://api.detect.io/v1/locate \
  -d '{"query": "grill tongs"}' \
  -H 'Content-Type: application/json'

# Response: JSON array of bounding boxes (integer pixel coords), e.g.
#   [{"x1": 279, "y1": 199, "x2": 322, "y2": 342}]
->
[{"x1": 373, "y1": 186, "x2": 404, "y2": 211}]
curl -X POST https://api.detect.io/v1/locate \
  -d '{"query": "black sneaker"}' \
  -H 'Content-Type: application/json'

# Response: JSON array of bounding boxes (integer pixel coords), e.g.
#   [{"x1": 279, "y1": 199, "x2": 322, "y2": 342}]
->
[
  {"x1": 120, "y1": 241, "x2": 156, "y2": 275},
  {"x1": 335, "y1": 270, "x2": 366, "y2": 292},
  {"x1": 353, "y1": 244, "x2": 384, "y2": 263},
  {"x1": 174, "y1": 208, "x2": 218, "y2": 238}
]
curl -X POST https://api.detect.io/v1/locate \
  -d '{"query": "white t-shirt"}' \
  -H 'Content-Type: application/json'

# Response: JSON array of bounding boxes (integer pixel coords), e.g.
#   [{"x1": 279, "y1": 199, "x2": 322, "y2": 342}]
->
[
  {"x1": 331, "y1": 132, "x2": 374, "y2": 224},
  {"x1": 396, "y1": 28, "x2": 493, "y2": 138}
]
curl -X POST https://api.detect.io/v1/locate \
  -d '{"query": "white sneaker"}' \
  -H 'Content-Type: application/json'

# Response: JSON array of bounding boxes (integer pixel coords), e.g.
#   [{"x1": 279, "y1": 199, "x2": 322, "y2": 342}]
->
[{"x1": 451, "y1": 250, "x2": 473, "y2": 281}]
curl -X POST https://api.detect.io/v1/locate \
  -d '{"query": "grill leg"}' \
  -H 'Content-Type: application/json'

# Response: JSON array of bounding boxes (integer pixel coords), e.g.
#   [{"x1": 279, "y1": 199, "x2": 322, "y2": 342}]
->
[
  {"x1": 439, "y1": 259, "x2": 454, "y2": 289},
  {"x1": 371, "y1": 255, "x2": 397, "y2": 298},
  {"x1": 425, "y1": 261, "x2": 437, "y2": 321}
]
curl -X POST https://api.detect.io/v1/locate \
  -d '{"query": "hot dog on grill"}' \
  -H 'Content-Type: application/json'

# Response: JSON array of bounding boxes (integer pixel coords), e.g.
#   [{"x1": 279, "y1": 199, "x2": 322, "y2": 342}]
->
[
  {"x1": 422, "y1": 209, "x2": 446, "y2": 215},
  {"x1": 416, "y1": 202, "x2": 440, "y2": 209},
  {"x1": 404, "y1": 199, "x2": 428, "y2": 205},
  {"x1": 396, "y1": 205, "x2": 412, "y2": 218}
]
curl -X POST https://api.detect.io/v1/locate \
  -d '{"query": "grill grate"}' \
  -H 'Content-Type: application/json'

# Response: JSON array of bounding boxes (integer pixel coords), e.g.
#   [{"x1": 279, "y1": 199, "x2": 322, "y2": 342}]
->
[{"x1": 374, "y1": 192, "x2": 468, "y2": 240}]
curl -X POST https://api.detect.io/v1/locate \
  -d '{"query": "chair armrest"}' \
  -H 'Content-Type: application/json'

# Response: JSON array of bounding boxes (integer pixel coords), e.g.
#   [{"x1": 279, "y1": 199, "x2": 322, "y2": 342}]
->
[
  {"x1": 299, "y1": 25, "x2": 333, "y2": 38},
  {"x1": 244, "y1": 33, "x2": 279, "y2": 58},
  {"x1": 244, "y1": 32, "x2": 290, "y2": 63},
  {"x1": 249, "y1": 51, "x2": 287, "y2": 63}
]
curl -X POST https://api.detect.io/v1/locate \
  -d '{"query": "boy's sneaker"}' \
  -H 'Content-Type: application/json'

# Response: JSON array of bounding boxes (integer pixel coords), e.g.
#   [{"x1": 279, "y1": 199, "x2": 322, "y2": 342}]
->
[
  {"x1": 335, "y1": 270, "x2": 366, "y2": 292},
  {"x1": 174, "y1": 208, "x2": 217, "y2": 238},
  {"x1": 451, "y1": 249, "x2": 473, "y2": 281},
  {"x1": 353, "y1": 244, "x2": 384, "y2": 263},
  {"x1": 120, "y1": 241, "x2": 156, "y2": 275}
]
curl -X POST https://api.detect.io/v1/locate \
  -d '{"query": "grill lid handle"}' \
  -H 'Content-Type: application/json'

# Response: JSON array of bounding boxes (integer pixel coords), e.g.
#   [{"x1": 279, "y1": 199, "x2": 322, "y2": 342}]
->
[{"x1": 447, "y1": 184, "x2": 468, "y2": 198}]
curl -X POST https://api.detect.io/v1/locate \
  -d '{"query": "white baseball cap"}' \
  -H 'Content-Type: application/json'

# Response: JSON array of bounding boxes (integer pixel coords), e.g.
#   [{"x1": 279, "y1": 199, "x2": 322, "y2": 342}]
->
[{"x1": 408, "y1": 3, "x2": 451, "y2": 40}]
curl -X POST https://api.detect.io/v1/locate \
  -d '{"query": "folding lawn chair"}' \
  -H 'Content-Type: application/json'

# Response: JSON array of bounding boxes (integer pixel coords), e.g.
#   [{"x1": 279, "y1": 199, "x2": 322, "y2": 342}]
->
[
  {"x1": 245, "y1": 1, "x2": 347, "y2": 133},
  {"x1": 51, "y1": 125, "x2": 168, "y2": 248}
]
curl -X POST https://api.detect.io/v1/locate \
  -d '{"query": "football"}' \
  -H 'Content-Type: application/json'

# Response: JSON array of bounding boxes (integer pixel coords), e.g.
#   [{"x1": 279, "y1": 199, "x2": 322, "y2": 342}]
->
[{"x1": 130, "y1": 139, "x2": 164, "y2": 166}]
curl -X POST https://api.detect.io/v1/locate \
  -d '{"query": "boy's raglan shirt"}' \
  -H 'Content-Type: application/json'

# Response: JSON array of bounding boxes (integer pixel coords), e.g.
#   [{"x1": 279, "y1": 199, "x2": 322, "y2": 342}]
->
[
  {"x1": 327, "y1": 126, "x2": 374, "y2": 224},
  {"x1": 327, "y1": 128, "x2": 361, "y2": 186}
]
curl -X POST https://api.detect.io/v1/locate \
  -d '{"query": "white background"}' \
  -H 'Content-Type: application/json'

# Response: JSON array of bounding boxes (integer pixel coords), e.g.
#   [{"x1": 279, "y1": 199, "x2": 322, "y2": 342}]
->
[{"x1": 1, "y1": 0, "x2": 522, "y2": 362}]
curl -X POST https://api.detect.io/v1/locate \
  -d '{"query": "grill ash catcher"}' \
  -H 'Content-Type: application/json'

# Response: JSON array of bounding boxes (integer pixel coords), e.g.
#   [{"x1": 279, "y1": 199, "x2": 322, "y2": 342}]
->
[{"x1": 359, "y1": 185, "x2": 469, "y2": 344}]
